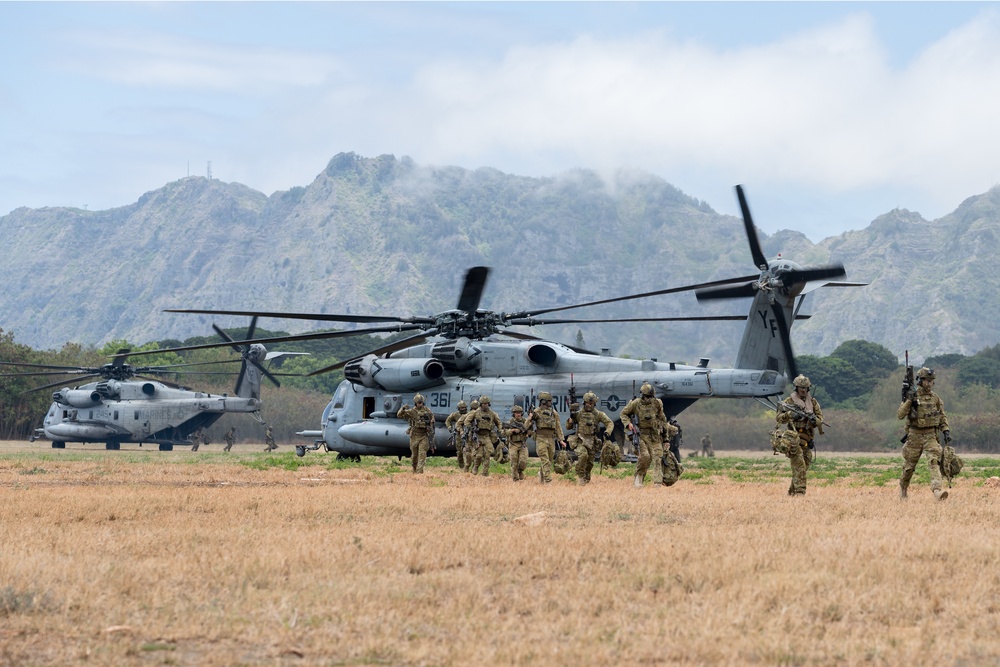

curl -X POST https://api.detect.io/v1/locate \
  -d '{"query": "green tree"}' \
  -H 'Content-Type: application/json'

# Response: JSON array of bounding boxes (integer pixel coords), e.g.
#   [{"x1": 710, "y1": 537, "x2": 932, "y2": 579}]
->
[
  {"x1": 956, "y1": 356, "x2": 1000, "y2": 389},
  {"x1": 830, "y1": 340, "x2": 899, "y2": 378},
  {"x1": 797, "y1": 355, "x2": 867, "y2": 405}
]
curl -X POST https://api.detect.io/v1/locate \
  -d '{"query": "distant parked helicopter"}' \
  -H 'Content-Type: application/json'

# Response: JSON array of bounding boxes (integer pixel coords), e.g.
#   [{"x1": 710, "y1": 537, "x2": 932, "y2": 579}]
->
[
  {"x1": 132, "y1": 185, "x2": 865, "y2": 459},
  {"x1": 2, "y1": 319, "x2": 301, "y2": 450}
]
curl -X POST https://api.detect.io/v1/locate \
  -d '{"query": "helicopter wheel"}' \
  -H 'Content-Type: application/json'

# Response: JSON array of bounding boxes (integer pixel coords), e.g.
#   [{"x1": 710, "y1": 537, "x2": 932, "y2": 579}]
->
[
  {"x1": 295, "y1": 446, "x2": 306, "y2": 457},
  {"x1": 158, "y1": 443, "x2": 174, "y2": 452},
  {"x1": 105, "y1": 441, "x2": 121, "y2": 451},
  {"x1": 51, "y1": 441, "x2": 65, "y2": 449}
]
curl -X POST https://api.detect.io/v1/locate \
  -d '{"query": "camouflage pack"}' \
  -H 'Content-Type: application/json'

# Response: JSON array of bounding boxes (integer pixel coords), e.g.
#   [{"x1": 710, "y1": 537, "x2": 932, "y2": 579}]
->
[
  {"x1": 600, "y1": 440, "x2": 622, "y2": 468},
  {"x1": 771, "y1": 427, "x2": 798, "y2": 455},
  {"x1": 553, "y1": 449, "x2": 572, "y2": 474},
  {"x1": 939, "y1": 445, "x2": 964, "y2": 487},
  {"x1": 661, "y1": 451, "x2": 683, "y2": 486}
]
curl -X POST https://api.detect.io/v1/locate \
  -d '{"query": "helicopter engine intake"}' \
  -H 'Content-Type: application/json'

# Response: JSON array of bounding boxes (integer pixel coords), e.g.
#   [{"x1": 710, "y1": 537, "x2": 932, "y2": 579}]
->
[
  {"x1": 343, "y1": 354, "x2": 446, "y2": 391},
  {"x1": 52, "y1": 389, "x2": 102, "y2": 408}
]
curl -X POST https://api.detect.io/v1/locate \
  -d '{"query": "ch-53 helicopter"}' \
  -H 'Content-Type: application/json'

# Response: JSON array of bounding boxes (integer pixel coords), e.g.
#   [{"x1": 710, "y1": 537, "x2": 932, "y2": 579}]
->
[
  {"x1": 128, "y1": 185, "x2": 864, "y2": 459},
  {"x1": 2, "y1": 320, "x2": 300, "y2": 450}
]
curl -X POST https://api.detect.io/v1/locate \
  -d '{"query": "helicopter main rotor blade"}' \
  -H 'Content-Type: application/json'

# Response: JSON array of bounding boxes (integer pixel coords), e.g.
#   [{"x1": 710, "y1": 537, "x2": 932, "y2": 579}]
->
[
  {"x1": 119, "y1": 324, "x2": 429, "y2": 358},
  {"x1": 0, "y1": 370, "x2": 99, "y2": 378},
  {"x1": 0, "y1": 361, "x2": 98, "y2": 371},
  {"x1": 456, "y1": 266, "x2": 490, "y2": 316},
  {"x1": 695, "y1": 283, "x2": 759, "y2": 301},
  {"x1": 737, "y1": 184, "x2": 769, "y2": 270},
  {"x1": 306, "y1": 330, "x2": 438, "y2": 377},
  {"x1": 165, "y1": 308, "x2": 433, "y2": 325},
  {"x1": 513, "y1": 274, "x2": 760, "y2": 319},
  {"x1": 508, "y1": 315, "x2": 754, "y2": 326},
  {"x1": 245, "y1": 316, "x2": 258, "y2": 343},
  {"x1": 23, "y1": 374, "x2": 103, "y2": 393}
]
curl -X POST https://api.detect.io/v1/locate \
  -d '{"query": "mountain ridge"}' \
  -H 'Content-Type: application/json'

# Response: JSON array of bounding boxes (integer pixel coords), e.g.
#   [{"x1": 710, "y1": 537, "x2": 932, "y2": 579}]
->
[{"x1": 2, "y1": 152, "x2": 998, "y2": 366}]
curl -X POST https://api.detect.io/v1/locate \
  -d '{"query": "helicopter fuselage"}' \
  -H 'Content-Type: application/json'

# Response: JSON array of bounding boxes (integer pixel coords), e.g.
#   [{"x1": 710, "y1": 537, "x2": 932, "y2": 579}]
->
[
  {"x1": 301, "y1": 336, "x2": 785, "y2": 457},
  {"x1": 37, "y1": 379, "x2": 260, "y2": 449}
]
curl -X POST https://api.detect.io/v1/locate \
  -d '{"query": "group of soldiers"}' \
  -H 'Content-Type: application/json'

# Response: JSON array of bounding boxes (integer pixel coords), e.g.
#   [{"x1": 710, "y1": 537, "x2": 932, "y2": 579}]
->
[
  {"x1": 397, "y1": 383, "x2": 686, "y2": 486},
  {"x1": 186, "y1": 425, "x2": 276, "y2": 452},
  {"x1": 771, "y1": 368, "x2": 952, "y2": 500}
]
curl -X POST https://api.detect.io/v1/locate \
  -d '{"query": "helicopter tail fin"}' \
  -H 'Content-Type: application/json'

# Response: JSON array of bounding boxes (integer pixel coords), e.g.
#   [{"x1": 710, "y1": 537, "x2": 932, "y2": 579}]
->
[
  {"x1": 733, "y1": 291, "x2": 797, "y2": 379},
  {"x1": 235, "y1": 344, "x2": 268, "y2": 400}
]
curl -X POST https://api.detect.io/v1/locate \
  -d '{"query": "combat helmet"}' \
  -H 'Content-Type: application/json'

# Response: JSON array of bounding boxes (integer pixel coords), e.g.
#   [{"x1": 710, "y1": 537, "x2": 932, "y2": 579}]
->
[
  {"x1": 470, "y1": 400, "x2": 480, "y2": 410},
  {"x1": 512, "y1": 405, "x2": 524, "y2": 413},
  {"x1": 792, "y1": 375, "x2": 811, "y2": 389},
  {"x1": 479, "y1": 395, "x2": 491, "y2": 406},
  {"x1": 916, "y1": 367, "x2": 935, "y2": 381},
  {"x1": 640, "y1": 383, "x2": 654, "y2": 397},
  {"x1": 413, "y1": 393, "x2": 426, "y2": 404},
  {"x1": 583, "y1": 391, "x2": 598, "y2": 403},
  {"x1": 457, "y1": 400, "x2": 468, "y2": 412},
  {"x1": 538, "y1": 391, "x2": 553, "y2": 402}
]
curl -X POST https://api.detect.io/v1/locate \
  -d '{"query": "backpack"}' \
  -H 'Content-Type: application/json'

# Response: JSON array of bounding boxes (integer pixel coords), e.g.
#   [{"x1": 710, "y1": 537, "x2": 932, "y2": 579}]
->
[
  {"x1": 939, "y1": 445, "x2": 964, "y2": 487},
  {"x1": 600, "y1": 440, "x2": 622, "y2": 469},
  {"x1": 553, "y1": 450, "x2": 572, "y2": 475},
  {"x1": 771, "y1": 427, "x2": 798, "y2": 456},
  {"x1": 661, "y1": 451, "x2": 684, "y2": 486}
]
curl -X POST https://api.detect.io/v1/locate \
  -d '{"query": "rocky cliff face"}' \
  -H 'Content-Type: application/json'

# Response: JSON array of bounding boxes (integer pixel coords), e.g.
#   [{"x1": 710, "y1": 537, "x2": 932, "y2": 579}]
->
[{"x1": 3, "y1": 152, "x2": 999, "y2": 365}]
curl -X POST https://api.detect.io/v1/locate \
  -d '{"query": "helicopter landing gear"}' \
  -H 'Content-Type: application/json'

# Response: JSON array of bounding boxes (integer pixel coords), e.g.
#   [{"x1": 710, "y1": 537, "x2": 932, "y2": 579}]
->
[
  {"x1": 105, "y1": 441, "x2": 120, "y2": 450},
  {"x1": 158, "y1": 443, "x2": 174, "y2": 451},
  {"x1": 336, "y1": 453, "x2": 361, "y2": 462},
  {"x1": 51, "y1": 441, "x2": 65, "y2": 449}
]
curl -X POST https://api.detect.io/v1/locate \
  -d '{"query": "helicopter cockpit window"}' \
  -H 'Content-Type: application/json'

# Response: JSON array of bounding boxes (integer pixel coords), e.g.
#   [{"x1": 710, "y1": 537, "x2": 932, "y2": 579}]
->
[{"x1": 332, "y1": 384, "x2": 348, "y2": 409}]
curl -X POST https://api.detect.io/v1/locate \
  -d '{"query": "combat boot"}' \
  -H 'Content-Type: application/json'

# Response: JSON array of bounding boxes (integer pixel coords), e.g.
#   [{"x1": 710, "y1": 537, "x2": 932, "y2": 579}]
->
[
  {"x1": 934, "y1": 488, "x2": 949, "y2": 501},
  {"x1": 899, "y1": 483, "x2": 908, "y2": 500},
  {"x1": 633, "y1": 474, "x2": 643, "y2": 488}
]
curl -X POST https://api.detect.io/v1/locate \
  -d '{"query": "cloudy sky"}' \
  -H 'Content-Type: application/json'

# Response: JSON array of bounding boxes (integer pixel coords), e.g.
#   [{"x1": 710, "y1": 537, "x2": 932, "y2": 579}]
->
[{"x1": 2, "y1": 2, "x2": 997, "y2": 240}]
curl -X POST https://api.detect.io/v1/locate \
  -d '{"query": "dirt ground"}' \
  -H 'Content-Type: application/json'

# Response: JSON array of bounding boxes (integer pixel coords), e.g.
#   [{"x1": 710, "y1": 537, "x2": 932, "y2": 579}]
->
[{"x1": 2, "y1": 441, "x2": 999, "y2": 666}]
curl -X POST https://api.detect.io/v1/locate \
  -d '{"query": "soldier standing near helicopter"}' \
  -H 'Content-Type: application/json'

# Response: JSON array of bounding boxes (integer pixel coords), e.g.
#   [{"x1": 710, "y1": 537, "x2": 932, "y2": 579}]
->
[
  {"x1": 898, "y1": 367, "x2": 951, "y2": 500},
  {"x1": 620, "y1": 383, "x2": 667, "y2": 487},
  {"x1": 775, "y1": 375, "x2": 824, "y2": 495},
  {"x1": 263, "y1": 425, "x2": 277, "y2": 452},
  {"x1": 459, "y1": 400, "x2": 479, "y2": 473},
  {"x1": 445, "y1": 400, "x2": 469, "y2": 469},
  {"x1": 566, "y1": 392, "x2": 614, "y2": 485},
  {"x1": 525, "y1": 391, "x2": 566, "y2": 484},
  {"x1": 397, "y1": 393, "x2": 436, "y2": 474},
  {"x1": 505, "y1": 405, "x2": 530, "y2": 481},
  {"x1": 223, "y1": 426, "x2": 236, "y2": 452},
  {"x1": 468, "y1": 395, "x2": 503, "y2": 477}
]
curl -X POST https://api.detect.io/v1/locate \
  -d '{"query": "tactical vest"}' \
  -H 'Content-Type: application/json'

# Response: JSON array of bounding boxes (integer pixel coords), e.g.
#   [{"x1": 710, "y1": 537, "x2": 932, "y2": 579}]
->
[
  {"x1": 412, "y1": 409, "x2": 433, "y2": 434},
  {"x1": 911, "y1": 393, "x2": 946, "y2": 430},
  {"x1": 576, "y1": 409, "x2": 601, "y2": 436},
  {"x1": 507, "y1": 418, "x2": 528, "y2": 445},
  {"x1": 476, "y1": 410, "x2": 496, "y2": 435},
  {"x1": 533, "y1": 407, "x2": 559, "y2": 431},
  {"x1": 634, "y1": 400, "x2": 659, "y2": 431}
]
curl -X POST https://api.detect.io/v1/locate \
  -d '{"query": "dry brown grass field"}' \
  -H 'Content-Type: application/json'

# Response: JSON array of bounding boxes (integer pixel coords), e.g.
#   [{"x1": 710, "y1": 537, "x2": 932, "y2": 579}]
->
[{"x1": 3, "y1": 440, "x2": 1000, "y2": 666}]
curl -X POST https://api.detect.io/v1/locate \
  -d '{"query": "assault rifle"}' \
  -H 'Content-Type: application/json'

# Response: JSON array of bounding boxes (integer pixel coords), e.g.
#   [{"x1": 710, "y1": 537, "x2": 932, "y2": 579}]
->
[
  {"x1": 777, "y1": 401, "x2": 831, "y2": 430},
  {"x1": 901, "y1": 351, "x2": 916, "y2": 403}
]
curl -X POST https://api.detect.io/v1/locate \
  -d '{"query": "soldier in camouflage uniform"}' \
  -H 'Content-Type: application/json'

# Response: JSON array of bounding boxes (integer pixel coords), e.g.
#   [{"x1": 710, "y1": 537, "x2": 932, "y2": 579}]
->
[
  {"x1": 263, "y1": 425, "x2": 277, "y2": 452},
  {"x1": 468, "y1": 395, "x2": 503, "y2": 477},
  {"x1": 505, "y1": 405, "x2": 530, "y2": 481},
  {"x1": 566, "y1": 392, "x2": 614, "y2": 485},
  {"x1": 700, "y1": 433, "x2": 714, "y2": 458},
  {"x1": 445, "y1": 400, "x2": 469, "y2": 469},
  {"x1": 190, "y1": 428, "x2": 203, "y2": 452},
  {"x1": 525, "y1": 391, "x2": 566, "y2": 484},
  {"x1": 223, "y1": 426, "x2": 236, "y2": 452},
  {"x1": 397, "y1": 393, "x2": 436, "y2": 473},
  {"x1": 775, "y1": 375, "x2": 824, "y2": 495},
  {"x1": 620, "y1": 383, "x2": 667, "y2": 487},
  {"x1": 898, "y1": 367, "x2": 951, "y2": 500},
  {"x1": 460, "y1": 400, "x2": 479, "y2": 473}
]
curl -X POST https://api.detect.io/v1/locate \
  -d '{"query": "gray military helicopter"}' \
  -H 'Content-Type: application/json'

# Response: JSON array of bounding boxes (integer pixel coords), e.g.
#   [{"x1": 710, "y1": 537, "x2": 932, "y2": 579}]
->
[
  {"x1": 135, "y1": 186, "x2": 864, "y2": 459},
  {"x1": 3, "y1": 319, "x2": 296, "y2": 450}
]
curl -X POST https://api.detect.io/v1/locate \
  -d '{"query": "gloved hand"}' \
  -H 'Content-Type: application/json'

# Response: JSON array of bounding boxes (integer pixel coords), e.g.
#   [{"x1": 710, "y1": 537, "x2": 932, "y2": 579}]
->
[{"x1": 943, "y1": 430, "x2": 952, "y2": 444}]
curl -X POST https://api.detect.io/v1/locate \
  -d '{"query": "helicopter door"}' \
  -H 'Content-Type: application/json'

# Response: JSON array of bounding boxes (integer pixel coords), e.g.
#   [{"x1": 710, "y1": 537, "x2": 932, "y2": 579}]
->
[{"x1": 363, "y1": 396, "x2": 376, "y2": 420}]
